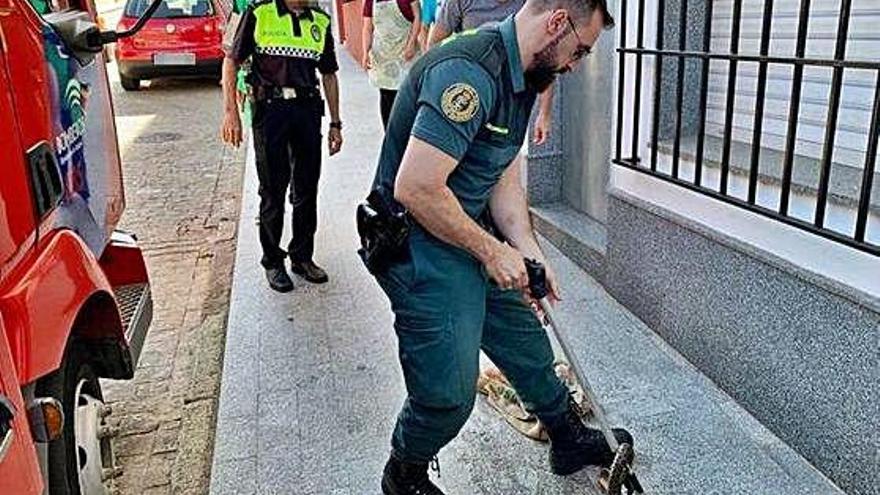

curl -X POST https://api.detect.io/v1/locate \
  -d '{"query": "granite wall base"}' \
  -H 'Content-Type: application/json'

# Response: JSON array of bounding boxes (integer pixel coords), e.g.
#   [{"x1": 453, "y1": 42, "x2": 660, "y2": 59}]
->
[{"x1": 603, "y1": 192, "x2": 879, "y2": 494}]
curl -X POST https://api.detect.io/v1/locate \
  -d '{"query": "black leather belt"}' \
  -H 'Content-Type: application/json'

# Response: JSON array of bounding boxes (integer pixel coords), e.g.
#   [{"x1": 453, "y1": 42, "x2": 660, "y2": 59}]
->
[{"x1": 253, "y1": 86, "x2": 321, "y2": 101}]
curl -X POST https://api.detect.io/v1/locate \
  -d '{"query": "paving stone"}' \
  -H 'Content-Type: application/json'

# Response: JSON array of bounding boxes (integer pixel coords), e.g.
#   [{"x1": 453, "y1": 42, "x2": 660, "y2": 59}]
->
[
  {"x1": 114, "y1": 433, "x2": 153, "y2": 458},
  {"x1": 112, "y1": 454, "x2": 149, "y2": 494},
  {"x1": 214, "y1": 415, "x2": 258, "y2": 462},
  {"x1": 117, "y1": 414, "x2": 160, "y2": 436},
  {"x1": 211, "y1": 458, "x2": 258, "y2": 495},
  {"x1": 172, "y1": 400, "x2": 218, "y2": 494},
  {"x1": 141, "y1": 485, "x2": 172, "y2": 495},
  {"x1": 151, "y1": 422, "x2": 180, "y2": 455},
  {"x1": 144, "y1": 453, "x2": 175, "y2": 488},
  {"x1": 183, "y1": 312, "x2": 226, "y2": 403},
  {"x1": 135, "y1": 365, "x2": 173, "y2": 382}
]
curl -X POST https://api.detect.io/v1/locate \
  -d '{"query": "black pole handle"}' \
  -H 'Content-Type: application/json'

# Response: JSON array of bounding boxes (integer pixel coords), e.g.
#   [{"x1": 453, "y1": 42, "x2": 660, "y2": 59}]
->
[{"x1": 524, "y1": 258, "x2": 549, "y2": 300}]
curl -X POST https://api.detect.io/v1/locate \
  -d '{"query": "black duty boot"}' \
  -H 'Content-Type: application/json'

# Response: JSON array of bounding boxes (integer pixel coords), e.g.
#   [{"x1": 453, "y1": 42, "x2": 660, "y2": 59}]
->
[
  {"x1": 381, "y1": 455, "x2": 445, "y2": 495},
  {"x1": 545, "y1": 399, "x2": 635, "y2": 476},
  {"x1": 265, "y1": 266, "x2": 294, "y2": 293},
  {"x1": 290, "y1": 260, "x2": 329, "y2": 284}
]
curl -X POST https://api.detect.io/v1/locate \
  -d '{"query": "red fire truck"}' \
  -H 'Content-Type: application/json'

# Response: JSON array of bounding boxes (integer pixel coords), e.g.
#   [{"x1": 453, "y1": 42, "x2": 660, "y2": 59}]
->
[{"x1": 0, "y1": 0, "x2": 162, "y2": 492}]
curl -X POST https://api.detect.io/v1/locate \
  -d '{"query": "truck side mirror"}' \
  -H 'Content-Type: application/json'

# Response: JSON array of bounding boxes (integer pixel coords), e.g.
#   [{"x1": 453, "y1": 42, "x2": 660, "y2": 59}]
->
[
  {"x1": 45, "y1": 10, "x2": 103, "y2": 64},
  {"x1": 46, "y1": 0, "x2": 164, "y2": 64}
]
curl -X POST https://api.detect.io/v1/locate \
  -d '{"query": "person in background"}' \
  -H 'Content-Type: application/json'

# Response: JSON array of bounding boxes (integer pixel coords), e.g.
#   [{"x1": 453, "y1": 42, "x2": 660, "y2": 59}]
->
[
  {"x1": 362, "y1": 0, "x2": 422, "y2": 129},
  {"x1": 221, "y1": 0, "x2": 343, "y2": 292},
  {"x1": 224, "y1": 0, "x2": 253, "y2": 125},
  {"x1": 428, "y1": 0, "x2": 555, "y2": 145},
  {"x1": 417, "y1": 0, "x2": 437, "y2": 51}
]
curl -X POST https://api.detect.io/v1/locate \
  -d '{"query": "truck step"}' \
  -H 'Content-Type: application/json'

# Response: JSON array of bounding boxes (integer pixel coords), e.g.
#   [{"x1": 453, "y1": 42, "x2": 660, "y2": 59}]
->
[{"x1": 114, "y1": 283, "x2": 152, "y2": 367}]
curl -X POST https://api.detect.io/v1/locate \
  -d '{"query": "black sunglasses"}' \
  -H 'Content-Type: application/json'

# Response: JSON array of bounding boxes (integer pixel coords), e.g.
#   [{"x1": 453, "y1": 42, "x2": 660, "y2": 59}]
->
[{"x1": 566, "y1": 14, "x2": 593, "y2": 61}]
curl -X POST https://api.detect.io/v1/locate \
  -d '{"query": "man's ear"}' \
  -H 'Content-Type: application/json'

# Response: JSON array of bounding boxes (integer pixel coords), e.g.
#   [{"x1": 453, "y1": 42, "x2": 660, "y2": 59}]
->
[{"x1": 546, "y1": 9, "x2": 568, "y2": 36}]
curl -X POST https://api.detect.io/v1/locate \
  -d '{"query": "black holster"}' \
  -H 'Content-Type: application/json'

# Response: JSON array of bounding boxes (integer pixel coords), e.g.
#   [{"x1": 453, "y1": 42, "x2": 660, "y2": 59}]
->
[{"x1": 356, "y1": 187, "x2": 411, "y2": 274}]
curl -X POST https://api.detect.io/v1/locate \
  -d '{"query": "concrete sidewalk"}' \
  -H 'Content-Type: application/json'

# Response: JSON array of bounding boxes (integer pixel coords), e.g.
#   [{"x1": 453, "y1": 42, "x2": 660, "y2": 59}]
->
[{"x1": 209, "y1": 52, "x2": 843, "y2": 494}]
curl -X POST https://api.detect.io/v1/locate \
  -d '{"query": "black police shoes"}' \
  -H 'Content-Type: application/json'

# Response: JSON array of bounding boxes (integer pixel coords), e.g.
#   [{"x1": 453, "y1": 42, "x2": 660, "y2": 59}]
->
[
  {"x1": 290, "y1": 260, "x2": 329, "y2": 284},
  {"x1": 381, "y1": 455, "x2": 445, "y2": 495},
  {"x1": 545, "y1": 397, "x2": 634, "y2": 476},
  {"x1": 265, "y1": 266, "x2": 294, "y2": 293}
]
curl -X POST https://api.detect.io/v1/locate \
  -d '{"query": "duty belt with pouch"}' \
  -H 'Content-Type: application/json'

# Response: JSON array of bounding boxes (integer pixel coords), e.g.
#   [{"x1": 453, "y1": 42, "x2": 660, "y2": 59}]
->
[
  {"x1": 253, "y1": 85, "x2": 321, "y2": 101},
  {"x1": 356, "y1": 186, "x2": 411, "y2": 274}
]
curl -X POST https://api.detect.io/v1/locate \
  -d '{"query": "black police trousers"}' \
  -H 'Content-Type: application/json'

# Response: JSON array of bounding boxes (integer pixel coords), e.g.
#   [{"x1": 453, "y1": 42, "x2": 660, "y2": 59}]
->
[
  {"x1": 252, "y1": 96, "x2": 323, "y2": 268},
  {"x1": 379, "y1": 88, "x2": 397, "y2": 130}
]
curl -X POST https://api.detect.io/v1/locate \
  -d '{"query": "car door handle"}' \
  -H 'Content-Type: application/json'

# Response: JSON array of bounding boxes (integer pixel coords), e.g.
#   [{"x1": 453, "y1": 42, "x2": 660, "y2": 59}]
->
[{"x1": 0, "y1": 396, "x2": 15, "y2": 462}]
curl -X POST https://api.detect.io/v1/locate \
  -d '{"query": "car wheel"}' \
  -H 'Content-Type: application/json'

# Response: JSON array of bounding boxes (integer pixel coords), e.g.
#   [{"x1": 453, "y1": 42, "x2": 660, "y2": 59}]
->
[
  {"x1": 120, "y1": 75, "x2": 141, "y2": 91},
  {"x1": 37, "y1": 344, "x2": 118, "y2": 495}
]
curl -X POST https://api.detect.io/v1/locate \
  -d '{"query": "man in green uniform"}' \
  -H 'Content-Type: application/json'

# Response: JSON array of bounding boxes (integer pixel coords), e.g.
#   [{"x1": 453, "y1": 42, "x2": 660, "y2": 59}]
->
[
  {"x1": 222, "y1": 0, "x2": 343, "y2": 292},
  {"x1": 364, "y1": 0, "x2": 632, "y2": 493}
]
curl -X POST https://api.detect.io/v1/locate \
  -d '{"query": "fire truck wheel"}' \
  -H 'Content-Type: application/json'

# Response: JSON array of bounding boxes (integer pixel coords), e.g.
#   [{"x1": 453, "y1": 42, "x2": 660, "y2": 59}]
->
[
  {"x1": 120, "y1": 75, "x2": 141, "y2": 91},
  {"x1": 37, "y1": 344, "x2": 111, "y2": 495}
]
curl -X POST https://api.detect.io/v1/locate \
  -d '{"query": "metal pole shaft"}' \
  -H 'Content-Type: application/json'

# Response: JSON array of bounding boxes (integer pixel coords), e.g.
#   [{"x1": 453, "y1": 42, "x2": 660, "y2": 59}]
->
[{"x1": 539, "y1": 299, "x2": 620, "y2": 452}]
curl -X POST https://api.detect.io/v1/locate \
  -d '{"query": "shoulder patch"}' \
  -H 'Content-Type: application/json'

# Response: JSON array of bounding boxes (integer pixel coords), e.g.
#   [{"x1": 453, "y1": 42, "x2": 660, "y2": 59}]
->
[{"x1": 441, "y1": 83, "x2": 480, "y2": 123}]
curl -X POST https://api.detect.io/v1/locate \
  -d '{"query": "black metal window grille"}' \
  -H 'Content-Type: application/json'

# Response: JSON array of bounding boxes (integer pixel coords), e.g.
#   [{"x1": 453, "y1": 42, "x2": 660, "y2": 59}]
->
[{"x1": 613, "y1": 0, "x2": 880, "y2": 256}]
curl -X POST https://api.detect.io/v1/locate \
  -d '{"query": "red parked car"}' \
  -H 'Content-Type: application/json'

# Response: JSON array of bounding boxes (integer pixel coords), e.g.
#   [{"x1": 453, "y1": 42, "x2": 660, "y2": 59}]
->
[{"x1": 115, "y1": 0, "x2": 228, "y2": 90}]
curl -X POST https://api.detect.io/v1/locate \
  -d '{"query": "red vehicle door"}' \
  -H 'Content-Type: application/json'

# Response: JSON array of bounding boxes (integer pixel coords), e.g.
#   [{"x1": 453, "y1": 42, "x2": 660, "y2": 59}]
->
[
  {"x1": 0, "y1": 316, "x2": 42, "y2": 495},
  {"x1": 0, "y1": 15, "x2": 43, "y2": 495},
  {"x1": 3, "y1": 0, "x2": 124, "y2": 259},
  {"x1": 0, "y1": 0, "x2": 38, "y2": 278}
]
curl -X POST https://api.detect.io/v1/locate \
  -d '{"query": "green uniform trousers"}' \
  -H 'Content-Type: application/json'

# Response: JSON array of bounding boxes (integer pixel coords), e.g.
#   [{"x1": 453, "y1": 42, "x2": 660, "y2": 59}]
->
[{"x1": 375, "y1": 228, "x2": 569, "y2": 462}]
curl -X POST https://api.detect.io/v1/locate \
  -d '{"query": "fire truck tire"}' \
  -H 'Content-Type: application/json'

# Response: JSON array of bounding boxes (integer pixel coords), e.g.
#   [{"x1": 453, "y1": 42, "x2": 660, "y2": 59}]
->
[
  {"x1": 36, "y1": 344, "x2": 105, "y2": 495},
  {"x1": 120, "y1": 75, "x2": 141, "y2": 91}
]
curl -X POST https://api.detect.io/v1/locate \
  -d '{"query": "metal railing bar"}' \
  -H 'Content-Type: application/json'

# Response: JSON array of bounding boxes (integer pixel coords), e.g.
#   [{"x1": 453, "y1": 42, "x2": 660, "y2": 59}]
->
[
  {"x1": 649, "y1": 0, "x2": 666, "y2": 172},
  {"x1": 720, "y1": 0, "x2": 744, "y2": 194},
  {"x1": 613, "y1": 158, "x2": 880, "y2": 256},
  {"x1": 630, "y1": 0, "x2": 645, "y2": 165},
  {"x1": 780, "y1": 0, "x2": 812, "y2": 215},
  {"x1": 617, "y1": 48, "x2": 880, "y2": 70},
  {"x1": 615, "y1": 0, "x2": 628, "y2": 162},
  {"x1": 748, "y1": 0, "x2": 776, "y2": 204},
  {"x1": 671, "y1": 0, "x2": 689, "y2": 178},
  {"x1": 854, "y1": 73, "x2": 880, "y2": 242},
  {"x1": 814, "y1": 0, "x2": 853, "y2": 228},
  {"x1": 694, "y1": 0, "x2": 715, "y2": 186}
]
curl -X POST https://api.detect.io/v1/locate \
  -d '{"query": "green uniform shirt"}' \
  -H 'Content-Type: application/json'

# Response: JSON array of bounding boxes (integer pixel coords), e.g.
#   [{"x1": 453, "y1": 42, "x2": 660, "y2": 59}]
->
[{"x1": 372, "y1": 16, "x2": 536, "y2": 220}]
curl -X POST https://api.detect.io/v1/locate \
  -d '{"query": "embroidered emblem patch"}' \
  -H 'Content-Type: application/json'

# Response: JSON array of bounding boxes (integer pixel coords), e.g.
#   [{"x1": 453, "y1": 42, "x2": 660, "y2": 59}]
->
[
  {"x1": 441, "y1": 83, "x2": 479, "y2": 123},
  {"x1": 311, "y1": 24, "x2": 322, "y2": 43}
]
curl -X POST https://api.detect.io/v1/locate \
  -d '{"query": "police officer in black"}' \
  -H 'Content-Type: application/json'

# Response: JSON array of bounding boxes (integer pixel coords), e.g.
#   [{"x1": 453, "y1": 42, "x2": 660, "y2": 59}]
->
[{"x1": 222, "y1": 0, "x2": 343, "y2": 292}]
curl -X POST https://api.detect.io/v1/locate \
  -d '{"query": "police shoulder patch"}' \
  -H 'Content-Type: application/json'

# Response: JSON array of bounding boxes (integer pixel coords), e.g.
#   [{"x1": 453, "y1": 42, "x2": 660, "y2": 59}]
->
[{"x1": 441, "y1": 83, "x2": 480, "y2": 123}]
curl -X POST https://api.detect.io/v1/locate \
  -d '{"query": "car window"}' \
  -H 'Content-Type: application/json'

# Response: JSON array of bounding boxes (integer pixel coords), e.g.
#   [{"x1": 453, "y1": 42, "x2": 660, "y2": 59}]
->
[{"x1": 124, "y1": 0, "x2": 214, "y2": 18}]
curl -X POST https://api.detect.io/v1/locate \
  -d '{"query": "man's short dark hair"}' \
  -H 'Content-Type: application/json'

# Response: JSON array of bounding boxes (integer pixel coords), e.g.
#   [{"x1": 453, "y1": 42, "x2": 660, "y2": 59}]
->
[{"x1": 528, "y1": 0, "x2": 615, "y2": 29}]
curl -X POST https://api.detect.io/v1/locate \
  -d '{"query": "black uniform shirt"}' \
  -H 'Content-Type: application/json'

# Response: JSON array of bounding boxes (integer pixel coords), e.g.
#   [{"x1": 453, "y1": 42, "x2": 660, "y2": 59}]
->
[{"x1": 228, "y1": 0, "x2": 339, "y2": 89}]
